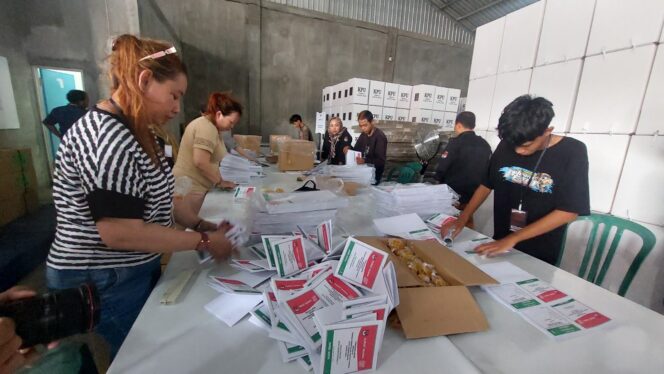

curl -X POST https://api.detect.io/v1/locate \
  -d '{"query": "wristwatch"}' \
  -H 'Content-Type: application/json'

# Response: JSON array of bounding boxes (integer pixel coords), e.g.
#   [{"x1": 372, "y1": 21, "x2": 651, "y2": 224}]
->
[{"x1": 196, "y1": 232, "x2": 211, "y2": 252}]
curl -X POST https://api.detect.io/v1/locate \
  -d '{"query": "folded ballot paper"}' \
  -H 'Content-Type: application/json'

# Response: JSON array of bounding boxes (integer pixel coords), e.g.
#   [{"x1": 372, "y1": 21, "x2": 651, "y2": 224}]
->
[
  {"x1": 220, "y1": 154, "x2": 263, "y2": 184},
  {"x1": 205, "y1": 231, "x2": 398, "y2": 373},
  {"x1": 371, "y1": 184, "x2": 460, "y2": 218}
]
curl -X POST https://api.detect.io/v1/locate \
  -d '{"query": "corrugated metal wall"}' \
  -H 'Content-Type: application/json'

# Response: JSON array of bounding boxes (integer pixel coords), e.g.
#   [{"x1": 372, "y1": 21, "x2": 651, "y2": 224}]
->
[{"x1": 267, "y1": 0, "x2": 475, "y2": 45}]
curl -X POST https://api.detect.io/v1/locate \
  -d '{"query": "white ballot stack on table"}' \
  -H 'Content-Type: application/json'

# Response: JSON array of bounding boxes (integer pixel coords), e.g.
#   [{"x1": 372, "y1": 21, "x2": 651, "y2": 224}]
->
[
  {"x1": 220, "y1": 154, "x2": 263, "y2": 184},
  {"x1": 371, "y1": 183, "x2": 459, "y2": 217},
  {"x1": 323, "y1": 165, "x2": 375, "y2": 186},
  {"x1": 204, "y1": 229, "x2": 399, "y2": 374},
  {"x1": 251, "y1": 191, "x2": 349, "y2": 234}
]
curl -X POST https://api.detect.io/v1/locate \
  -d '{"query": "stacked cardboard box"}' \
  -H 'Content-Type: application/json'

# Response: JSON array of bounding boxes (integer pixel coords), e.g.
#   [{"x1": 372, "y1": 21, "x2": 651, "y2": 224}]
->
[{"x1": 0, "y1": 148, "x2": 39, "y2": 226}]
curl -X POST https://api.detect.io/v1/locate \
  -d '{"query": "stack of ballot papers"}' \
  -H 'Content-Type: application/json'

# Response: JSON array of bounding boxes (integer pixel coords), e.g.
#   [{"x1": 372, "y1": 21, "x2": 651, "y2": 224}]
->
[
  {"x1": 220, "y1": 154, "x2": 263, "y2": 184},
  {"x1": 371, "y1": 183, "x2": 459, "y2": 218},
  {"x1": 204, "y1": 233, "x2": 399, "y2": 373},
  {"x1": 251, "y1": 191, "x2": 348, "y2": 234},
  {"x1": 323, "y1": 165, "x2": 375, "y2": 186}
]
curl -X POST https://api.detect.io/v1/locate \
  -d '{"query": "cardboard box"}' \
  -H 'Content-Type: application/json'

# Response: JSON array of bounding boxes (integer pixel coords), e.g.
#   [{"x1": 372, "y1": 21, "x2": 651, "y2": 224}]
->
[
  {"x1": 369, "y1": 81, "x2": 385, "y2": 107},
  {"x1": 410, "y1": 84, "x2": 436, "y2": 110},
  {"x1": 278, "y1": 140, "x2": 315, "y2": 171},
  {"x1": 269, "y1": 135, "x2": 292, "y2": 155},
  {"x1": 340, "y1": 104, "x2": 367, "y2": 124},
  {"x1": 347, "y1": 78, "x2": 370, "y2": 105},
  {"x1": 409, "y1": 108, "x2": 433, "y2": 124},
  {"x1": 433, "y1": 86, "x2": 449, "y2": 112},
  {"x1": 432, "y1": 110, "x2": 445, "y2": 128},
  {"x1": 382, "y1": 107, "x2": 396, "y2": 121},
  {"x1": 443, "y1": 112, "x2": 457, "y2": 131},
  {"x1": 446, "y1": 88, "x2": 461, "y2": 112},
  {"x1": 233, "y1": 135, "x2": 262, "y2": 154},
  {"x1": 396, "y1": 108, "x2": 410, "y2": 122},
  {"x1": 368, "y1": 105, "x2": 383, "y2": 121},
  {"x1": 356, "y1": 237, "x2": 497, "y2": 338},
  {"x1": 383, "y1": 83, "x2": 399, "y2": 108},
  {"x1": 397, "y1": 85, "x2": 412, "y2": 109}
]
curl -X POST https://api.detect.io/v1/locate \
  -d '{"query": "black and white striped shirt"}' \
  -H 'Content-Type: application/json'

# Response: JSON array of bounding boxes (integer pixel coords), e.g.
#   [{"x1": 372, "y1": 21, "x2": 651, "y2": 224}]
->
[{"x1": 47, "y1": 107, "x2": 174, "y2": 270}]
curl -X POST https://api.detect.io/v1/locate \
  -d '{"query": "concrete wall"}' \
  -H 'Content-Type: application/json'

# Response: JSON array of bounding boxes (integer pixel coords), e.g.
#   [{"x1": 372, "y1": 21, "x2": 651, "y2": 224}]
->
[
  {"x1": 0, "y1": 0, "x2": 139, "y2": 202},
  {"x1": 139, "y1": 0, "x2": 473, "y2": 140}
]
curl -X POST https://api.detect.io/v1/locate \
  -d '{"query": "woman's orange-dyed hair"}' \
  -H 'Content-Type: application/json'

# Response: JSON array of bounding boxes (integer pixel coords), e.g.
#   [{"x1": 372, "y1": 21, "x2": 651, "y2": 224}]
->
[{"x1": 109, "y1": 34, "x2": 187, "y2": 164}]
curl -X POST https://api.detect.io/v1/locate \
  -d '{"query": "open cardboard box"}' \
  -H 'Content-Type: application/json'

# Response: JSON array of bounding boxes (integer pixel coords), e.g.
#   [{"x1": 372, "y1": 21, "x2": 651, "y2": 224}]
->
[
  {"x1": 356, "y1": 237, "x2": 497, "y2": 338},
  {"x1": 278, "y1": 140, "x2": 315, "y2": 172},
  {"x1": 269, "y1": 135, "x2": 292, "y2": 155},
  {"x1": 233, "y1": 135, "x2": 261, "y2": 154}
]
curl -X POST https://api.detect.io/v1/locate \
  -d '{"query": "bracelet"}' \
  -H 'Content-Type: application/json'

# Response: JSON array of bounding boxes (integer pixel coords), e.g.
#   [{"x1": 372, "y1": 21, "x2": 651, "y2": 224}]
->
[{"x1": 196, "y1": 232, "x2": 210, "y2": 252}]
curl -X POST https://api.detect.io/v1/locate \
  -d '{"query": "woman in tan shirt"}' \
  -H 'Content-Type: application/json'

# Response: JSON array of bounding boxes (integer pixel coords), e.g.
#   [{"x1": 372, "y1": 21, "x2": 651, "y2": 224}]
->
[{"x1": 174, "y1": 92, "x2": 243, "y2": 212}]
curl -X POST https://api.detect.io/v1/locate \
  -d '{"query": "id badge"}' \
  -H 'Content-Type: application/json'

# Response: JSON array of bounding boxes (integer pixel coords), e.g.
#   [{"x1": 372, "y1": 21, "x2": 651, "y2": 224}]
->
[
  {"x1": 510, "y1": 208, "x2": 527, "y2": 232},
  {"x1": 165, "y1": 145, "x2": 173, "y2": 158}
]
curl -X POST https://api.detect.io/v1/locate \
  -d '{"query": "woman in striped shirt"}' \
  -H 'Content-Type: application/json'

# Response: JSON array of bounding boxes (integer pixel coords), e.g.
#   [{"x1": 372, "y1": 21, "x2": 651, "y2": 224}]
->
[{"x1": 46, "y1": 34, "x2": 233, "y2": 359}]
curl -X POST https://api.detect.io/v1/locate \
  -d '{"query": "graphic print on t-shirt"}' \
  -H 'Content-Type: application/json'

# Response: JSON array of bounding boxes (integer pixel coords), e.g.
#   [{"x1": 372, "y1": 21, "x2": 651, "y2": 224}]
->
[{"x1": 499, "y1": 166, "x2": 554, "y2": 194}]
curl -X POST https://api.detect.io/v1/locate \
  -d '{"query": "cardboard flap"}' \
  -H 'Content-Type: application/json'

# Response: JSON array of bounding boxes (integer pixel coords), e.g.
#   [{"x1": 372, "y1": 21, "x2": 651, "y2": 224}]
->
[
  {"x1": 396, "y1": 286, "x2": 489, "y2": 338},
  {"x1": 411, "y1": 241, "x2": 497, "y2": 286}
]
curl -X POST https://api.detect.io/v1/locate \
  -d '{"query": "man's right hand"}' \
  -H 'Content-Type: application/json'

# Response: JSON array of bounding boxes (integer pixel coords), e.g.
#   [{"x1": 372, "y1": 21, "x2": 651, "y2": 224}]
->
[{"x1": 440, "y1": 217, "x2": 466, "y2": 240}]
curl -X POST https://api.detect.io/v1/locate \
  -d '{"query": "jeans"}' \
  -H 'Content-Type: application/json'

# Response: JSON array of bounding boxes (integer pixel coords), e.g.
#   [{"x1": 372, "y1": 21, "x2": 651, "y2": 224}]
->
[{"x1": 46, "y1": 257, "x2": 161, "y2": 360}]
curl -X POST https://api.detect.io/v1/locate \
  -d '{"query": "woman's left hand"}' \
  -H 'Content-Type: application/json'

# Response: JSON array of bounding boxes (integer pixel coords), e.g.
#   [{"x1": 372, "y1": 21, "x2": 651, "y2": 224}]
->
[{"x1": 217, "y1": 180, "x2": 237, "y2": 190}]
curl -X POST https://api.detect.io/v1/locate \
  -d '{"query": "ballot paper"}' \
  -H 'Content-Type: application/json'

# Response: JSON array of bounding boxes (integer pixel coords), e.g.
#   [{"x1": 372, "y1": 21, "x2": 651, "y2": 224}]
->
[
  {"x1": 220, "y1": 154, "x2": 263, "y2": 184},
  {"x1": 317, "y1": 220, "x2": 333, "y2": 254},
  {"x1": 371, "y1": 184, "x2": 460, "y2": 217},
  {"x1": 373, "y1": 213, "x2": 438, "y2": 241},
  {"x1": 334, "y1": 238, "x2": 388, "y2": 291},
  {"x1": 262, "y1": 191, "x2": 349, "y2": 215},
  {"x1": 279, "y1": 270, "x2": 361, "y2": 350},
  {"x1": 205, "y1": 292, "x2": 263, "y2": 327},
  {"x1": 322, "y1": 165, "x2": 375, "y2": 186},
  {"x1": 345, "y1": 150, "x2": 362, "y2": 167},
  {"x1": 231, "y1": 259, "x2": 271, "y2": 273},
  {"x1": 272, "y1": 236, "x2": 309, "y2": 277},
  {"x1": 262, "y1": 235, "x2": 292, "y2": 270},
  {"x1": 319, "y1": 320, "x2": 382, "y2": 374},
  {"x1": 480, "y1": 262, "x2": 611, "y2": 340},
  {"x1": 424, "y1": 212, "x2": 458, "y2": 230},
  {"x1": 234, "y1": 186, "x2": 256, "y2": 200}
]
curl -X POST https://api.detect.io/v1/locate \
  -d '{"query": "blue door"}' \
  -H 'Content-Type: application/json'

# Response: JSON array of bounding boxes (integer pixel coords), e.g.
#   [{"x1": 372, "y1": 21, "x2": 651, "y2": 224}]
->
[{"x1": 39, "y1": 68, "x2": 79, "y2": 159}]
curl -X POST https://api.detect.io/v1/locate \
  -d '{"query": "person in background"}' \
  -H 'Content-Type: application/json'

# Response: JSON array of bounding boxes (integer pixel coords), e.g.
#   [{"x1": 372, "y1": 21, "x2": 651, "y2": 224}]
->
[
  {"x1": 434, "y1": 111, "x2": 492, "y2": 228},
  {"x1": 174, "y1": 92, "x2": 242, "y2": 213},
  {"x1": 321, "y1": 117, "x2": 353, "y2": 165},
  {"x1": 46, "y1": 34, "x2": 233, "y2": 360},
  {"x1": 289, "y1": 114, "x2": 313, "y2": 141},
  {"x1": 42, "y1": 89, "x2": 88, "y2": 139},
  {"x1": 353, "y1": 110, "x2": 388, "y2": 184},
  {"x1": 441, "y1": 95, "x2": 590, "y2": 265},
  {"x1": 200, "y1": 103, "x2": 255, "y2": 161}
]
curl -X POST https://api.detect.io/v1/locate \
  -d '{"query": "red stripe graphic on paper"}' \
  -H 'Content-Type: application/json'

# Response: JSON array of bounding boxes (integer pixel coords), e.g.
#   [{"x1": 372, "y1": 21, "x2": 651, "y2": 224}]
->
[
  {"x1": 356, "y1": 325, "x2": 378, "y2": 370},
  {"x1": 286, "y1": 290, "x2": 320, "y2": 315},
  {"x1": 362, "y1": 252, "x2": 384, "y2": 289},
  {"x1": 326, "y1": 275, "x2": 360, "y2": 299},
  {"x1": 214, "y1": 277, "x2": 245, "y2": 285},
  {"x1": 274, "y1": 279, "x2": 307, "y2": 290},
  {"x1": 575, "y1": 312, "x2": 610, "y2": 328},
  {"x1": 374, "y1": 309, "x2": 385, "y2": 320},
  {"x1": 293, "y1": 238, "x2": 307, "y2": 269},
  {"x1": 321, "y1": 224, "x2": 331, "y2": 253},
  {"x1": 537, "y1": 290, "x2": 567, "y2": 303}
]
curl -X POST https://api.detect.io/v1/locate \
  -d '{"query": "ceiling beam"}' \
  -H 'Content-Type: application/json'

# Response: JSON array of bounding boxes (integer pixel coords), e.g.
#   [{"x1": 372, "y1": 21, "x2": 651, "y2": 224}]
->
[{"x1": 456, "y1": 0, "x2": 505, "y2": 22}]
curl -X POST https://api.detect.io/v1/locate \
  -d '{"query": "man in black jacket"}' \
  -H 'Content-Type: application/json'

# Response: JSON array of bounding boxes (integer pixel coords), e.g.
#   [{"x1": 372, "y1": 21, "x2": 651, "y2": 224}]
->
[
  {"x1": 353, "y1": 110, "x2": 388, "y2": 184},
  {"x1": 435, "y1": 112, "x2": 492, "y2": 227}
]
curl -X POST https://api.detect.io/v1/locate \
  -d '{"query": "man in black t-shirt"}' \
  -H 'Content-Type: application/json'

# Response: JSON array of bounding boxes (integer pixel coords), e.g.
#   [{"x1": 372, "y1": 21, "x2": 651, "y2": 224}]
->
[
  {"x1": 353, "y1": 110, "x2": 388, "y2": 185},
  {"x1": 435, "y1": 111, "x2": 492, "y2": 227},
  {"x1": 42, "y1": 90, "x2": 88, "y2": 139},
  {"x1": 441, "y1": 95, "x2": 590, "y2": 265}
]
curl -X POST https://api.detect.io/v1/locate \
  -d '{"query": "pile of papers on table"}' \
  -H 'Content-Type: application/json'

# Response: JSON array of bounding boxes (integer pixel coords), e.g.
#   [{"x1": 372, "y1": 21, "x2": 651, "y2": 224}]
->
[
  {"x1": 204, "y1": 224, "x2": 399, "y2": 373},
  {"x1": 371, "y1": 183, "x2": 459, "y2": 218},
  {"x1": 322, "y1": 165, "x2": 375, "y2": 186},
  {"x1": 251, "y1": 190, "x2": 348, "y2": 234},
  {"x1": 220, "y1": 154, "x2": 263, "y2": 184}
]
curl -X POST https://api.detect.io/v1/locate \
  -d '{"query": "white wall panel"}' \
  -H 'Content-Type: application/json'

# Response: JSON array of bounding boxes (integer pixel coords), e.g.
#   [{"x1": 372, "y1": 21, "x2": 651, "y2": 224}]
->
[
  {"x1": 497, "y1": 1, "x2": 544, "y2": 73},
  {"x1": 612, "y1": 135, "x2": 664, "y2": 226},
  {"x1": 636, "y1": 45, "x2": 664, "y2": 135},
  {"x1": 567, "y1": 134, "x2": 629, "y2": 213},
  {"x1": 488, "y1": 69, "x2": 532, "y2": 132},
  {"x1": 536, "y1": 0, "x2": 595, "y2": 65},
  {"x1": 529, "y1": 60, "x2": 583, "y2": 133},
  {"x1": 571, "y1": 45, "x2": 656, "y2": 134},
  {"x1": 465, "y1": 76, "x2": 496, "y2": 132},
  {"x1": 469, "y1": 18, "x2": 505, "y2": 79},
  {"x1": 586, "y1": 0, "x2": 664, "y2": 55},
  {"x1": 483, "y1": 130, "x2": 501, "y2": 151}
]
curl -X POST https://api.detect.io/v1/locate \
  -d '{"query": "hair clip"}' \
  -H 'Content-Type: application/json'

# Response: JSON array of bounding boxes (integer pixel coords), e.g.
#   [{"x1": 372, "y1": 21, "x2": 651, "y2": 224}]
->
[{"x1": 139, "y1": 46, "x2": 177, "y2": 61}]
